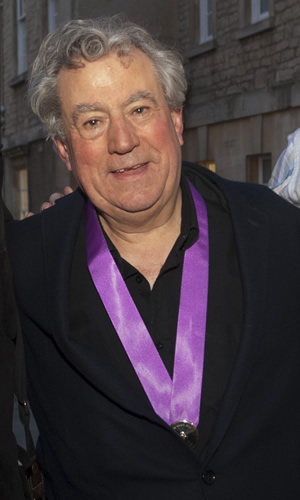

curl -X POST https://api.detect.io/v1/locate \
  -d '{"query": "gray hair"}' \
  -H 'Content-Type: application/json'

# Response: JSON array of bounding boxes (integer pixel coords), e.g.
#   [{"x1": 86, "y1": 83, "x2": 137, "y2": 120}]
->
[{"x1": 28, "y1": 15, "x2": 187, "y2": 140}]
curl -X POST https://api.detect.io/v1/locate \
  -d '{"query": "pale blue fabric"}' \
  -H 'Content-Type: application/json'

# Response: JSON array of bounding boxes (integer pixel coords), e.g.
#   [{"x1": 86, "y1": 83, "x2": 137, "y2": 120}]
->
[{"x1": 268, "y1": 128, "x2": 300, "y2": 207}]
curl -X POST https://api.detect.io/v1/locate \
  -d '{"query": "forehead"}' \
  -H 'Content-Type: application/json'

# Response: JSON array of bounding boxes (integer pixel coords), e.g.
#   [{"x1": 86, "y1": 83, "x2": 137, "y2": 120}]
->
[{"x1": 57, "y1": 48, "x2": 163, "y2": 104}]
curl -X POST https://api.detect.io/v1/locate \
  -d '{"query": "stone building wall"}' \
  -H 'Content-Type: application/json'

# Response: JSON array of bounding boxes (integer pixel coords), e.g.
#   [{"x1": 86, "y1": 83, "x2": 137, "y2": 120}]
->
[{"x1": 179, "y1": 0, "x2": 300, "y2": 181}]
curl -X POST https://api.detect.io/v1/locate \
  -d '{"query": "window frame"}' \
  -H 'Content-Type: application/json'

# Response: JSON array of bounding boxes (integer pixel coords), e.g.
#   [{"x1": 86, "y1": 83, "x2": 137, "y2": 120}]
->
[
  {"x1": 188, "y1": 0, "x2": 216, "y2": 57},
  {"x1": 199, "y1": 0, "x2": 213, "y2": 45},
  {"x1": 237, "y1": 0, "x2": 274, "y2": 40},
  {"x1": 246, "y1": 153, "x2": 272, "y2": 185},
  {"x1": 48, "y1": 0, "x2": 58, "y2": 32},
  {"x1": 16, "y1": 167, "x2": 29, "y2": 219},
  {"x1": 16, "y1": 0, "x2": 27, "y2": 74},
  {"x1": 251, "y1": 0, "x2": 269, "y2": 24},
  {"x1": 16, "y1": 0, "x2": 25, "y2": 20}
]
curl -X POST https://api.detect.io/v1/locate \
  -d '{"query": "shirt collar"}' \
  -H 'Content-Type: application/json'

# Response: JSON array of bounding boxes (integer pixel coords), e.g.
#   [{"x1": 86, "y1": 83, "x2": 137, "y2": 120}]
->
[
  {"x1": 176, "y1": 174, "x2": 199, "y2": 252},
  {"x1": 105, "y1": 173, "x2": 207, "y2": 278}
]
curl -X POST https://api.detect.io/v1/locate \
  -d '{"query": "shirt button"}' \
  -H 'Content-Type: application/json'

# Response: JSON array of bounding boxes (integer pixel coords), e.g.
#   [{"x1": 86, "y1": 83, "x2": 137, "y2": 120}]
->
[
  {"x1": 136, "y1": 275, "x2": 143, "y2": 284},
  {"x1": 202, "y1": 470, "x2": 216, "y2": 485},
  {"x1": 156, "y1": 343, "x2": 164, "y2": 351}
]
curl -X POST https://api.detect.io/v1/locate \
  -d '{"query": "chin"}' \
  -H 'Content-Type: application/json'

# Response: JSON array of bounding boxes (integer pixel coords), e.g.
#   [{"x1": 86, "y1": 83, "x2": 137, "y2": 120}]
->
[
  {"x1": 117, "y1": 201, "x2": 155, "y2": 214},
  {"x1": 120, "y1": 196, "x2": 161, "y2": 214}
]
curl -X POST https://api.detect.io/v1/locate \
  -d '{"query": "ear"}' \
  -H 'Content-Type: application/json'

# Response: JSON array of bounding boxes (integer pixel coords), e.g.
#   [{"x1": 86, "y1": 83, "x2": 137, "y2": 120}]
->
[
  {"x1": 54, "y1": 137, "x2": 72, "y2": 171},
  {"x1": 171, "y1": 108, "x2": 184, "y2": 146}
]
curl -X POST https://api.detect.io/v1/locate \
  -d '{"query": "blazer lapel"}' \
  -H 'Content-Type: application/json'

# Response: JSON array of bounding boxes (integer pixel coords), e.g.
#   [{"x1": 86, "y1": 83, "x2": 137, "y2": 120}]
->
[{"x1": 204, "y1": 180, "x2": 270, "y2": 460}]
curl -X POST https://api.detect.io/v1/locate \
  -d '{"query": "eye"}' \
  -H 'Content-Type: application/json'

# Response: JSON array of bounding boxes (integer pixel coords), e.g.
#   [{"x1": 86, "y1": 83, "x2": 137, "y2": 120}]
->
[
  {"x1": 78, "y1": 117, "x2": 105, "y2": 139},
  {"x1": 133, "y1": 106, "x2": 148, "y2": 115},
  {"x1": 84, "y1": 119, "x2": 100, "y2": 128}
]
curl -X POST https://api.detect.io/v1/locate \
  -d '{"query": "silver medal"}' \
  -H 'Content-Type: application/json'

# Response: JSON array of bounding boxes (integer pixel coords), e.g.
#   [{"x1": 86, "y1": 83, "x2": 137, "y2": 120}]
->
[{"x1": 171, "y1": 420, "x2": 199, "y2": 449}]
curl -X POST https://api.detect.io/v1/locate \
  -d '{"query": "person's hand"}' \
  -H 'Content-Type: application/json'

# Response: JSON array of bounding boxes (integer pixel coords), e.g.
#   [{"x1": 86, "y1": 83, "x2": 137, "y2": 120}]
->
[{"x1": 27, "y1": 186, "x2": 73, "y2": 217}]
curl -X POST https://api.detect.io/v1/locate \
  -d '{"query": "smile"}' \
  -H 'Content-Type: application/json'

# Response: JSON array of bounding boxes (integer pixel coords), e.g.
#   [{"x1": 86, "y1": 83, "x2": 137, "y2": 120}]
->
[{"x1": 112, "y1": 163, "x2": 146, "y2": 174}]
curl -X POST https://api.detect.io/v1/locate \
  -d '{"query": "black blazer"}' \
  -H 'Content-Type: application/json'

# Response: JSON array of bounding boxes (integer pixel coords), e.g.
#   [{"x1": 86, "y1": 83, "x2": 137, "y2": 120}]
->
[{"x1": 6, "y1": 163, "x2": 300, "y2": 499}]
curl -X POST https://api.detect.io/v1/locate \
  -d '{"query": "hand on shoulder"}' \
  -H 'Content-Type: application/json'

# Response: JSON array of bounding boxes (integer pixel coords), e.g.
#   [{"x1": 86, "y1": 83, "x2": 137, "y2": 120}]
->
[{"x1": 27, "y1": 186, "x2": 73, "y2": 217}]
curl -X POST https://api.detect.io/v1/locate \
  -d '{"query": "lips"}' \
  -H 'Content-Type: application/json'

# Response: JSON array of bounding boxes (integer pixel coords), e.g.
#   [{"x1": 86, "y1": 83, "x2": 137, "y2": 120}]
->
[{"x1": 112, "y1": 163, "x2": 146, "y2": 174}]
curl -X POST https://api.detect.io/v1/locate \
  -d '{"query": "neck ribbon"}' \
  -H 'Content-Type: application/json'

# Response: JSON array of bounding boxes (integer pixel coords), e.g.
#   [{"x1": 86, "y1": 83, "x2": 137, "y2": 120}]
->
[{"x1": 85, "y1": 181, "x2": 209, "y2": 438}]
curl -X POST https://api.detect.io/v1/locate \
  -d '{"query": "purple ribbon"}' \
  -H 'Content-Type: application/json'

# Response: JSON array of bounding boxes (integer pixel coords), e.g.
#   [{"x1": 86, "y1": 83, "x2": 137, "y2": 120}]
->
[{"x1": 85, "y1": 181, "x2": 209, "y2": 427}]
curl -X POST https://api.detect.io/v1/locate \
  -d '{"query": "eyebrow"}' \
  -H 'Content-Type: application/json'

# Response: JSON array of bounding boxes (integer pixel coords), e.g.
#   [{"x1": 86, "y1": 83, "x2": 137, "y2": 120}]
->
[
  {"x1": 71, "y1": 103, "x2": 103, "y2": 125},
  {"x1": 124, "y1": 91, "x2": 158, "y2": 107},
  {"x1": 71, "y1": 91, "x2": 159, "y2": 125}
]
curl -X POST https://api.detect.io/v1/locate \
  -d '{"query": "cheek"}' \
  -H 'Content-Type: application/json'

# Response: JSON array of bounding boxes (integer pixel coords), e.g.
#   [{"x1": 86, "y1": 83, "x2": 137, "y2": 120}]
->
[
  {"x1": 150, "y1": 115, "x2": 182, "y2": 149},
  {"x1": 70, "y1": 140, "x2": 100, "y2": 173},
  {"x1": 143, "y1": 124, "x2": 171, "y2": 155},
  {"x1": 73, "y1": 140, "x2": 94, "y2": 160}
]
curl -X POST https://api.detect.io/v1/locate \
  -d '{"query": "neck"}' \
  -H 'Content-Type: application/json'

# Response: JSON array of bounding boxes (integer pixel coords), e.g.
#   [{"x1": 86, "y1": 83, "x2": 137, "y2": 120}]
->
[
  {"x1": 99, "y1": 186, "x2": 182, "y2": 242},
  {"x1": 99, "y1": 188, "x2": 182, "y2": 288}
]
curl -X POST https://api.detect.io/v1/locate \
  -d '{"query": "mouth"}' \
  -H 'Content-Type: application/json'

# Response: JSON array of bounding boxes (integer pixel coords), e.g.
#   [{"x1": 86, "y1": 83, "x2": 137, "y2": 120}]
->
[{"x1": 112, "y1": 163, "x2": 146, "y2": 174}]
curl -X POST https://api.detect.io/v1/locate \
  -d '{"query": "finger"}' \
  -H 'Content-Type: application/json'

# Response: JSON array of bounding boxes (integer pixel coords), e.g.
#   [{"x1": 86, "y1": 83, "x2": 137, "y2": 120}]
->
[
  {"x1": 49, "y1": 192, "x2": 64, "y2": 205},
  {"x1": 40, "y1": 202, "x2": 53, "y2": 212},
  {"x1": 63, "y1": 186, "x2": 73, "y2": 195}
]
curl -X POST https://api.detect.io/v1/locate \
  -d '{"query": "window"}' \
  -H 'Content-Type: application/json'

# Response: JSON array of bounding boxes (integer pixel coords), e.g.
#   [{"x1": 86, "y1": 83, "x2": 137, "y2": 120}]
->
[
  {"x1": 246, "y1": 154, "x2": 272, "y2": 184},
  {"x1": 237, "y1": 0, "x2": 273, "y2": 40},
  {"x1": 16, "y1": 168, "x2": 29, "y2": 219},
  {"x1": 200, "y1": 0, "x2": 213, "y2": 44},
  {"x1": 48, "y1": 0, "x2": 58, "y2": 32},
  {"x1": 188, "y1": 0, "x2": 216, "y2": 56},
  {"x1": 251, "y1": 0, "x2": 269, "y2": 24},
  {"x1": 16, "y1": 0, "x2": 27, "y2": 74}
]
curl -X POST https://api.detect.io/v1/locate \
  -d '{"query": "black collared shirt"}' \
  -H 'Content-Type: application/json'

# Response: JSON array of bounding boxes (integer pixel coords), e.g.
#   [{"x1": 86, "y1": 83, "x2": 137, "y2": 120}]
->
[{"x1": 70, "y1": 167, "x2": 242, "y2": 457}]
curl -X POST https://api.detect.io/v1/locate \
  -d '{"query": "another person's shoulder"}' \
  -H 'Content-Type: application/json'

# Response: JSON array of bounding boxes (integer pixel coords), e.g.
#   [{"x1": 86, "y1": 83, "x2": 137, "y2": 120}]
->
[{"x1": 268, "y1": 128, "x2": 300, "y2": 206}]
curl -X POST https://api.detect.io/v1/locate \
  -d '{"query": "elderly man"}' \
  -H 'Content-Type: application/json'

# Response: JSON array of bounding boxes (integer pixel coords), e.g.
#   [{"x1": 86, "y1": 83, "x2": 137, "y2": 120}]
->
[{"x1": 6, "y1": 16, "x2": 300, "y2": 500}]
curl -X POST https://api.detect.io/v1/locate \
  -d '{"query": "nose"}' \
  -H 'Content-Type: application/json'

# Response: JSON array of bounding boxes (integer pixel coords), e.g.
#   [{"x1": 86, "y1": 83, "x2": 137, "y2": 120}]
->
[{"x1": 108, "y1": 116, "x2": 139, "y2": 154}]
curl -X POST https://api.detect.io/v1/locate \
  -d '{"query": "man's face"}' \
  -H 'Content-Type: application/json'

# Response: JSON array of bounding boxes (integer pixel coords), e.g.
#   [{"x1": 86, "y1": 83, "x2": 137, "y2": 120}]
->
[{"x1": 55, "y1": 48, "x2": 184, "y2": 220}]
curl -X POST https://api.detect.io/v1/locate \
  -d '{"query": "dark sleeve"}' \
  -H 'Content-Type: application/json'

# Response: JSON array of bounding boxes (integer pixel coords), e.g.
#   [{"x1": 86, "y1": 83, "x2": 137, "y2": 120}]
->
[
  {"x1": 0, "y1": 199, "x2": 25, "y2": 499},
  {"x1": 2, "y1": 198, "x2": 13, "y2": 223}
]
